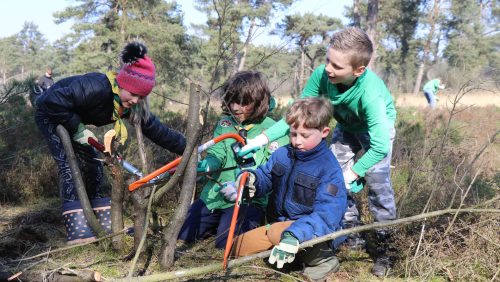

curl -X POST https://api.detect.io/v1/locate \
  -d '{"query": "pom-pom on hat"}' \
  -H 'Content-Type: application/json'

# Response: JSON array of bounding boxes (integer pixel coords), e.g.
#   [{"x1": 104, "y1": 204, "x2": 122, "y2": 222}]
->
[{"x1": 116, "y1": 42, "x2": 156, "y2": 97}]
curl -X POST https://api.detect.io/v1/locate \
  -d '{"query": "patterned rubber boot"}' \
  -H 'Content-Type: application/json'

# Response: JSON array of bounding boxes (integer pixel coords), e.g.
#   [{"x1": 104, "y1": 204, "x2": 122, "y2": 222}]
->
[
  {"x1": 62, "y1": 200, "x2": 97, "y2": 245},
  {"x1": 91, "y1": 197, "x2": 112, "y2": 234},
  {"x1": 62, "y1": 197, "x2": 111, "y2": 245}
]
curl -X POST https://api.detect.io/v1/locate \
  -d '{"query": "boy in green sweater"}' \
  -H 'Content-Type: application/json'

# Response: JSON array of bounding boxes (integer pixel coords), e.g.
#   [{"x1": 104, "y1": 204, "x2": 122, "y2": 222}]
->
[{"x1": 240, "y1": 27, "x2": 397, "y2": 277}]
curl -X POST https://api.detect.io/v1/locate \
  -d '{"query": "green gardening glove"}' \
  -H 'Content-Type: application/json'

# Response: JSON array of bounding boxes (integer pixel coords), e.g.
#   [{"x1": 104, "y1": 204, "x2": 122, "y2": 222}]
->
[
  {"x1": 349, "y1": 177, "x2": 366, "y2": 194},
  {"x1": 72, "y1": 123, "x2": 96, "y2": 146},
  {"x1": 196, "y1": 156, "x2": 221, "y2": 173},
  {"x1": 268, "y1": 232, "x2": 299, "y2": 268}
]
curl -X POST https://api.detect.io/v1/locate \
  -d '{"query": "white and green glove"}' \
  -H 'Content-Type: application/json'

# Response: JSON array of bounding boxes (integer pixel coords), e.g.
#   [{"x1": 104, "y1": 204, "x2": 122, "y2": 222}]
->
[
  {"x1": 343, "y1": 168, "x2": 360, "y2": 192},
  {"x1": 217, "y1": 172, "x2": 257, "y2": 202},
  {"x1": 72, "y1": 123, "x2": 96, "y2": 146},
  {"x1": 218, "y1": 181, "x2": 238, "y2": 202},
  {"x1": 268, "y1": 232, "x2": 299, "y2": 268},
  {"x1": 196, "y1": 156, "x2": 221, "y2": 173},
  {"x1": 237, "y1": 134, "x2": 269, "y2": 158}
]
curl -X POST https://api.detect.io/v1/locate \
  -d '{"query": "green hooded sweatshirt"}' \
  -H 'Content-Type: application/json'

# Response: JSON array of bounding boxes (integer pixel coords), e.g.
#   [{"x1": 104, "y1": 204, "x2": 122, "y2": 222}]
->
[
  {"x1": 423, "y1": 79, "x2": 441, "y2": 95},
  {"x1": 263, "y1": 65, "x2": 396, "y2": 177},
  {"x1": 200, "y1": 116, "x2": 289, "y2": 210}
]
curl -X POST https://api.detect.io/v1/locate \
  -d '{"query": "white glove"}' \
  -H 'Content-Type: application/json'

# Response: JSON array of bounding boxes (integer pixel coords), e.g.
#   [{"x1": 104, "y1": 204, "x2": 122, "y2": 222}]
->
[
  {"x1": 237, "y1": 172, "x2": 256, "y2": 198},
  {"x1": 72, "y1": 123, "x2": 96, "y2": 146},
  {"x1": 238, "y1": 134, "x2": 269, "y2": 157},
  {"x1": 343, "y1": 169, "x2": 359, "y2": 191},
  {"x1": 220, "y1": 182, "x2": 238, "y2": 202}
]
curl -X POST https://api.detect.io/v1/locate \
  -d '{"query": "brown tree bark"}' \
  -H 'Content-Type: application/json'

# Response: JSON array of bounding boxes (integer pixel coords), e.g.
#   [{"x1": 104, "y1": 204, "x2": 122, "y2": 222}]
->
[
  {"x1": 158, "y1": 83, "x2": 202, "y2": 270},
  {"x1": 55, "y1": 125, "x2": 105, "y2": 238},
  {"x1": 110, "y1": 165, "x2": 125, "y2": 251},
  {"x1": 413, "y1": 0, "x2": 441, "y2": 95},
  {"x1": 352, "y1": 0, "x2": 361, "y2": 27},
  {"x1": 237, "y1": 17, "x2": 256, "y2": 72},
  {"x1": 130, "y1": 112, "x2": 153, "y2": 254},
  {"x1": 366, "y1": 0, "x2": 378, "y2": 69}
]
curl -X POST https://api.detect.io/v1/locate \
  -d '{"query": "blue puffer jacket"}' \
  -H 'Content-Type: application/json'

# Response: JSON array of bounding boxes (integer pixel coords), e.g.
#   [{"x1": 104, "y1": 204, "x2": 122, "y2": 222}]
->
[
  {"x1": 252, "y1": 140, "x2": 347, "y2": 244},
  {"x1": 36, "y1": 72, "x2": 186, "y2": 155}
]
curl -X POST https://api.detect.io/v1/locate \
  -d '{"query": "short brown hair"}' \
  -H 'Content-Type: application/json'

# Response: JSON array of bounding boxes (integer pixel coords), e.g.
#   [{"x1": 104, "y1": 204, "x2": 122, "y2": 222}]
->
[
  {"x1": 221, "y1": 71, "x2": 270, "y2": 122},
  {"x1": 329, "y1": 27, "x2": 373, "y2": 68},
  {"x1": 286, "y1": 97, "x2": 333, "y2": 130}
]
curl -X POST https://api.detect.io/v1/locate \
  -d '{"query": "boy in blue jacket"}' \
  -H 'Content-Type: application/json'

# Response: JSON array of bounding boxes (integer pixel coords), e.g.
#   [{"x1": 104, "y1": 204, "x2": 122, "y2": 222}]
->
[{"x1": 229, "y1": 97, "x2": 347, "y2": 281}]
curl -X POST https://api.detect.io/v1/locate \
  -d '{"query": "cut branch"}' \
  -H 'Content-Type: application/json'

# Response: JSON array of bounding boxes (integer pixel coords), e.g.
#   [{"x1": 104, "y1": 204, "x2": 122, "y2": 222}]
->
[{"x1": 110, "y1": 208, "x2": 499, "y2": 281}]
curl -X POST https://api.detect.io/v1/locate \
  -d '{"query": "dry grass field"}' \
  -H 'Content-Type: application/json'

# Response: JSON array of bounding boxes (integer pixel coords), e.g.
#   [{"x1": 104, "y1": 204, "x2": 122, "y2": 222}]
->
[{"x1": 394, "y1": 90, "x2": 500, "y2": 108}]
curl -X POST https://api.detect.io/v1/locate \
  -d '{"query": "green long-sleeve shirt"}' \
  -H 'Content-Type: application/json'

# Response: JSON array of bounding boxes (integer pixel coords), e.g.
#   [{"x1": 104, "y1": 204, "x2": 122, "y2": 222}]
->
[
  {"x1": 201, "y1": 116, "x2": 289, "y2": 210},
  {"x1": 423, "y1": 79, "x2": 442, "y2": 95},
  {"x1": 263, "y1": 65, "x2": 396, "y2": 177}
]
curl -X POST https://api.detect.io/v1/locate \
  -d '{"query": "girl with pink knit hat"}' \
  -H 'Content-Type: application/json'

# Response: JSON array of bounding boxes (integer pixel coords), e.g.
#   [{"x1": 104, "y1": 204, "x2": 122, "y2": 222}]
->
[{"x1": 35, "y1": 42, "x2": 186, "y2": 244}]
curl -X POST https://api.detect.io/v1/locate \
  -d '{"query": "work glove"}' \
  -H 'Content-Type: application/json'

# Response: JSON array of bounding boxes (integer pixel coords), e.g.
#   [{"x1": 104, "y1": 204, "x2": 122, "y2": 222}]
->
[
  {"x1": 218, "y1": 181, "x2": 238, "y2": 202},
  {"x1": 196, "y1": 156, "x2": 221, "y2": 173},
  {"x1": 236, "y1": 171, "x2": 257, "y2": 198},
  {"x1": 237, "y1": 134, "x2": 269, "y2": 158},
  {"x1": 343, "y1": 168, "x2": 360, "y2": 192},
  {"x1": 217, "y1": 171, "x2": 257, "y2": 202},
  {"x1": 73, "y1": 123, "x2": 96, "y2": 146},
  {"x1": 349, "y1": 177, "x2": 365, "y2": 193},
  {"x1": 268, "y1": 232, "x2": 300, "y2": 268}
]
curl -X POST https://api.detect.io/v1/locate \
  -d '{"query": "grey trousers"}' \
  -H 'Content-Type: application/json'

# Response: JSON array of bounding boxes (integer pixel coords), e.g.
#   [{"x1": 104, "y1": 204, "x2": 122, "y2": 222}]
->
[{"x1": 330, "y1": 126, "x2": 397, "y2": 226}]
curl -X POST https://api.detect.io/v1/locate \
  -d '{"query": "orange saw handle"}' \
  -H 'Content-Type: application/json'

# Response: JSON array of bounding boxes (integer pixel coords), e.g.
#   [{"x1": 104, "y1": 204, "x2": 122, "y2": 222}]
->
[
  {"x1": 128, "y1": 133, "x2": 245, "y2": 192},
  {"x1": 222, "y1": 171, "x2": 249, "y2": 270}
]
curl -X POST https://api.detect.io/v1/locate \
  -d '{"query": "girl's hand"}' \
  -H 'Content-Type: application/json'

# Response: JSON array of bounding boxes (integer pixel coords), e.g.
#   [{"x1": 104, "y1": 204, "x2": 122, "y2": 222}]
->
[{"x1": 238, "y1": 134, "x2": 269, "y2": 158}]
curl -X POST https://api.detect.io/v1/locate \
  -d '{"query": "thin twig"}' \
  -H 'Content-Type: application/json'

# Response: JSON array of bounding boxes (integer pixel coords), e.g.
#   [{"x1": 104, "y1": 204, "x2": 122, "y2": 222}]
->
[{"x1": 128, "y1": 185, "x2": 158, "y2": 277}]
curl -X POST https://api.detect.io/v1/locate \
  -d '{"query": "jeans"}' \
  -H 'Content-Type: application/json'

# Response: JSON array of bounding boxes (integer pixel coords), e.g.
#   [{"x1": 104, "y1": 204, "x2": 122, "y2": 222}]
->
[
  {"x1": 35, "y1": 113, "x2": 110, "y2": 203},
  {"x1": 178, "y1": 198, "x2": 263, "y2": 249},
  {"x1": 424, "y1": 91, "x2": 437, "y2": 108}
]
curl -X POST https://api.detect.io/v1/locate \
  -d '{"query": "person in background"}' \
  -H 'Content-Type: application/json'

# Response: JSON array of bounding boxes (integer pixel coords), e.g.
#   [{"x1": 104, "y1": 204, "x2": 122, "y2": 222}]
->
[
  {"x1": 422, "y1": 78, "x2": 445, "y2": 109},
  {"x1": 178, "y1": 71, "x2": 289, "y2": 249},
  {"x1": 35, "y1": 42, "x2": 186, "y2": 244},
  {"x1": 238, "y1": 27, "x2": 398, "y2": 277},
  {"x1": 36, "y1": 67, "x2": 55, "y2": 91},
  {"x1": 230, "y1": 97, "x2": 347, "y2": 281}
]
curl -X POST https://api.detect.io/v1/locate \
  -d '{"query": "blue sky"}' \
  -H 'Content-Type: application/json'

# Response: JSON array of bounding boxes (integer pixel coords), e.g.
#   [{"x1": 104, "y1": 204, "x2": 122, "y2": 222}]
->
[{"x1": 0, "y1": 0, "x2": 350, "y2": 46}]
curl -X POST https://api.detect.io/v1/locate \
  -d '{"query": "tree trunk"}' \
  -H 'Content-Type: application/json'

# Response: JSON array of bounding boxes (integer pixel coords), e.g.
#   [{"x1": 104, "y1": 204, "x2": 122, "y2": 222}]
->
[
  {"x1": 299, "y1": 47, "x2": 305, "y2": 91},
  {"x1": 110, "y1": 165, "x2": 125, "y2": 251},
  {"x1": 237, "y1": 17, "x2": 256, "y2": 72},
  {"x1": 366, "y1": 0, "x2": 378, "y2": 69},
  {"x1": 55, "y1": 125, "x2": 105, "y2": 238},
  {"x1": 412, "y1": 0, "x2": 441, "y2": 95},
  {"x1": 130, "y1": 113, "x2": 152, "y2": 254},
  {"x1": 120, "y1": 0, "x2": 127, "y2": 44},
  {"x1": 159, "y1": 83, "x2": 201, "y2": 270},
  {"x1": 352, "y1": 0, "x2": 361, "y2": 27}
]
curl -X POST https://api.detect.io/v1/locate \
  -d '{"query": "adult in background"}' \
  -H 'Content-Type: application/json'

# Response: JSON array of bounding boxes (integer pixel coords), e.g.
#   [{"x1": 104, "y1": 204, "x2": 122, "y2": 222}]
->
[{"x1": 36, "y1": 67, "x2": 55, "y2": 91}]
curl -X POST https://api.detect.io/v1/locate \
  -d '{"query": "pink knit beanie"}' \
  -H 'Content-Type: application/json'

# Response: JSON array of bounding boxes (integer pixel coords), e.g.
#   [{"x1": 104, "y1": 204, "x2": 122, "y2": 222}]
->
[{"x1": 116, "y1": 42, "x2": 156, "y2": 97}]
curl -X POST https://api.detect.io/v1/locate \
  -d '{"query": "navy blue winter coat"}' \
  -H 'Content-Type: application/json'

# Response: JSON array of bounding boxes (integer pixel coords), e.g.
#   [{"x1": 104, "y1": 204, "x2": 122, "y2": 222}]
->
[
  {"x1": 35, "y1": 72, "x2": 186, "y2": 155},
  {"x1": 252, "y1": 139, "x2": 347, "y2": 244}
]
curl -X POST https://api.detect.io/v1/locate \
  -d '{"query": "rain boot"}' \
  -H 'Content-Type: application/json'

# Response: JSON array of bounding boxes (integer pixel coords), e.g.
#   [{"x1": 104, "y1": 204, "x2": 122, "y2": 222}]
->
[
  {"x1": 91, "y1": 197, "x2": 112, "y2": 234},
  {"x1": 62, "y1": 197, "x2": 111, "y2": 245},
  {"x1": 62, "y1": 200, "x2": 97, "y2": 245}
]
